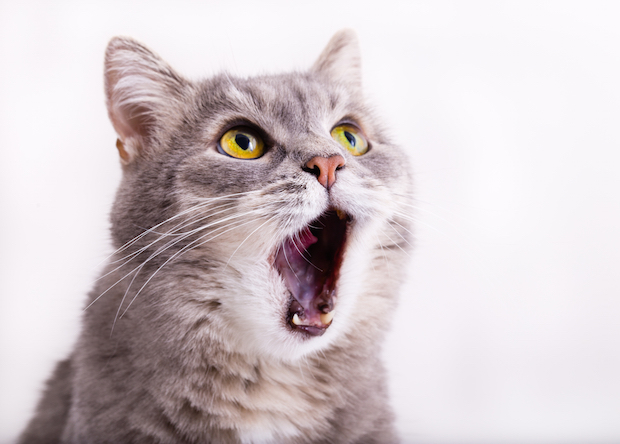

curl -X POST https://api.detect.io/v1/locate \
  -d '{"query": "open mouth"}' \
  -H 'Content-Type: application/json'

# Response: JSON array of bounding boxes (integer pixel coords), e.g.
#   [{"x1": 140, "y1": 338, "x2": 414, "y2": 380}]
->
[{"x1": 274, "y1": 208, "x2": 351, "y2": 336}]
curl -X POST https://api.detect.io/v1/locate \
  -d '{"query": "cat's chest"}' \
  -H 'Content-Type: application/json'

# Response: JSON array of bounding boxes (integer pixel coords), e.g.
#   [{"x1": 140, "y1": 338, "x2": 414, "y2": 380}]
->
[
  {"x1": 232, "y1": 369, "x2": 335, "y2": 443},
  {"x1": 171, "y1": 357, "x2": 339, "y2": 443}
]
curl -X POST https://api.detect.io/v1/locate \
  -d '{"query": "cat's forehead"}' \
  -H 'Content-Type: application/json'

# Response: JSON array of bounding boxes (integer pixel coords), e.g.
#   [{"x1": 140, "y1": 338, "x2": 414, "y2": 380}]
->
[{"x1": 195, "y1": 72, "x2": 359, "y2": 139}]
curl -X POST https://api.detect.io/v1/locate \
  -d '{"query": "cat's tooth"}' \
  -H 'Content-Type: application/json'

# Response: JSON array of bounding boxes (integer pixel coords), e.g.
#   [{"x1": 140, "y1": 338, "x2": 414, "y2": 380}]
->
[
  {"x1": 292, "y1": 313, "x2": 303, "y2": 326},
  {"x1": 320, "y1": 311, "x2": 334, "y2": 325},
  {"x1": 336, "y1": 209, "x2": 347, "y2": 220}
]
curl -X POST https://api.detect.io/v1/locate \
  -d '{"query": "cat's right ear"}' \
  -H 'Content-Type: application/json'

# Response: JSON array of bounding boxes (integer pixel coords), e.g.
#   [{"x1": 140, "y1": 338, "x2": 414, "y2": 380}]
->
[
  {"x1": 104, "y1": 37, "x2": 187, "y2": 164},
  {"x1": 312, "y1": 29, "x2": 362, "y2": 96}
]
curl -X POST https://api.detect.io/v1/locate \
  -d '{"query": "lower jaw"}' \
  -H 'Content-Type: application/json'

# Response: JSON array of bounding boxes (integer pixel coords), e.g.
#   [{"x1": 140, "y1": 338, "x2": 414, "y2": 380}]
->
[
  {"x1": 287, "y1": 291, "x2": 338, "y2": 337},
  {"x1": 291, "y1": 324, "x2": 328, "y2": 337}
]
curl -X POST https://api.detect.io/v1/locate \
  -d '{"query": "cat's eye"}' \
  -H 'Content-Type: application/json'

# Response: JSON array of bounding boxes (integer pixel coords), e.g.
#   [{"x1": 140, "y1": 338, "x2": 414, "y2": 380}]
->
[
  {"x1": 330, "y1": 124, "x2": 368, "y2": 156},
  {"x1": 218, "y1": 128, "x2": 265, "y2": 159}
]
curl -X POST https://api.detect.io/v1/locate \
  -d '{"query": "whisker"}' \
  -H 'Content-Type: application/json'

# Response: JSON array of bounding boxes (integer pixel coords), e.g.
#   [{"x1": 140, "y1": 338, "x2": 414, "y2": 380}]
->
[
  {"x1": 95, "y1": 202, "x2": 238, "y2": 283},
  {"x1": 388, "y1": 219, "x2": 413, "y2": 247},
  {"x1": 224, "y1": 214, "x2": 280, "y2": 268},
  {"x1": 97, "y1": 200, "x2": 214, "y2": 266},
  {"x1": 291, "y1": 232, "x2": 322, "y2": 272},
  {"x1": 119, "y1": 212, "x2": 277, "y2": 318},
  {"x1": 98, "y1": 190, "x2": 265, "y2": 266},
  {"x1": 278, "y1": 214, "x2": 301, "y2": 282},
  {"x1": 282, "y1": 242, "x2": 300, "y2": 282},
  {"x1": 89, "y1": 205, "x2": 280, "y2": 312},
  {"x1": 373, "y1": 232, "x2": 390, "y2": 275},
  {"x1": 139, "y1": 200, "x2": 238, "y2": 237},
  {"x1": 393, "y1": 210, "x2": 449, "y2": 238},
  {"x1": 110, "y1": 265, "x2": 143, "y2": 336},
  {"x1": 83, "y1": 267, "x2": 137, "y2": 311},
  {"x1": 378, "y1": 227, "x2": 410, "y2": 257}
]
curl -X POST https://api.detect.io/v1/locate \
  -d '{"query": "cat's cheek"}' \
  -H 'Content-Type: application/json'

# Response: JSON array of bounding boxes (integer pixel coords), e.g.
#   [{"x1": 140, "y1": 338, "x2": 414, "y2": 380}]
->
[
  {"x1": 329, "y1": 173, "x2": 395, "y2": 226},
  {"x1": 358, "y1": 145, "x2": 410, "y2": 186},
  {"x1": 214, "y1": 263, "x2": 291, "y2": 359},
  {"x1": 176, "y1": 155, "x2": 270, "y2": 197}
]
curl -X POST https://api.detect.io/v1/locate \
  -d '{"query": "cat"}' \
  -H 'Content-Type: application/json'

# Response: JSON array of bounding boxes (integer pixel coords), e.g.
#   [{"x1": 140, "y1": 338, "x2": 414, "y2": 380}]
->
[{"x1": 18, "y1": 29, "x2": 412, "y2": 444}]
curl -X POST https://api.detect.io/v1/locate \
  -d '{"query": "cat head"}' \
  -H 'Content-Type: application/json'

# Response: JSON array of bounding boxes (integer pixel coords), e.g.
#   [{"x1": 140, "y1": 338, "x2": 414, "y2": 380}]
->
[{"x1": 103, "y1": 30, "x2": 411, "y2": 362}]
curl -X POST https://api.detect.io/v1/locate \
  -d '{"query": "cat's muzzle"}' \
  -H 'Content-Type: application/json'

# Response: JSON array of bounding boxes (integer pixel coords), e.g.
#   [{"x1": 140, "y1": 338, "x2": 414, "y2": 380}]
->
[{"x1": 274, "y1": 208, "x2": 351, "y2": 336}]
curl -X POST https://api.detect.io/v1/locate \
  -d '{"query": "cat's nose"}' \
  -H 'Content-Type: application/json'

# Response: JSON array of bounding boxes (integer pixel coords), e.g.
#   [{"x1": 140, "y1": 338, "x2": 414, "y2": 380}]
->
[{"x1": 305, "y1": 155, "x2": 346, "y2": 189}]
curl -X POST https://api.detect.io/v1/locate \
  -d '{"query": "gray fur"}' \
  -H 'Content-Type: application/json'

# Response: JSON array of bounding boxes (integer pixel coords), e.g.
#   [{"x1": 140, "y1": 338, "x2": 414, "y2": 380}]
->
[{"x1": 19, "y1": 30, "x2": 412, "y2": 444}]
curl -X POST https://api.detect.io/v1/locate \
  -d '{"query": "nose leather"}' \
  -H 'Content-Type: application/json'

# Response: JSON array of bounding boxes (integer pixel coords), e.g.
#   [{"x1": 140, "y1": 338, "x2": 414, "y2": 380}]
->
[{"x1": 305, "y1": 155, "x2": 346, "y2": 189}]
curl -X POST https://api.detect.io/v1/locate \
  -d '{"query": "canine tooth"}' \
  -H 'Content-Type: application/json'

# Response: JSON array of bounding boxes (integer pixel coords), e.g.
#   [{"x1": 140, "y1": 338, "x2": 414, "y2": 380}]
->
[
  {"x1": 320, "y1": 311, "x2": 334, "y2": 325},
  {"x1": 292, "y1": 313, "x2": 303, "y2": 326},
  {"x1": 336, "y1": 209, "x2": 347, "y2": 220}
]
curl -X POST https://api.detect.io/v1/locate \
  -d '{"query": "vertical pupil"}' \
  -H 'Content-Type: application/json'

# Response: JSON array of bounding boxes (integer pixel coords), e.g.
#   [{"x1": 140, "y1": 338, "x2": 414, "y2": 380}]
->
[
  {"x1": 235, "y1": 133, "x2": 251, "y2": 150},
  {"x1": 344, "y1": 131, "x2": 356, "y2": 147}
]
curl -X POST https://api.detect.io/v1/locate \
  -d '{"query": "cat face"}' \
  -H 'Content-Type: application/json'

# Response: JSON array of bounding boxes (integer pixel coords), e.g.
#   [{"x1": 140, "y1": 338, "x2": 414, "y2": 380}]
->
[{"x1": 104, "y1": 31, "x2": 411, "y2": 362}]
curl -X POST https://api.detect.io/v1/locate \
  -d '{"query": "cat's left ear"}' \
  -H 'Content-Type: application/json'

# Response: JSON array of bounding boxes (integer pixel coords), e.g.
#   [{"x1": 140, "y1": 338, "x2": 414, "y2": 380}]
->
[
  {"x1": 104, "y1": 37, "x2": 187, "y2": 163},
  {"x1": 311, "y1": 29, "x2": 362, "y2": 95}
]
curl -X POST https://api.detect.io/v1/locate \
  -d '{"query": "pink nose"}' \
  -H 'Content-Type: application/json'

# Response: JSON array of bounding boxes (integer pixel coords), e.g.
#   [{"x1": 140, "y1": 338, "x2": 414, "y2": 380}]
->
[{"x1": 305, "y1": 155, "x2": 346, "y2": 189}]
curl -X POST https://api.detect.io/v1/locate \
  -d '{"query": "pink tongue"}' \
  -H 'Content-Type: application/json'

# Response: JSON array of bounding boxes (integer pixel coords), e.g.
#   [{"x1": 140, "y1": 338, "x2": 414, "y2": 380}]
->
[{"x1": 296, "y1": 227, "x2": 318, "y2": 251}]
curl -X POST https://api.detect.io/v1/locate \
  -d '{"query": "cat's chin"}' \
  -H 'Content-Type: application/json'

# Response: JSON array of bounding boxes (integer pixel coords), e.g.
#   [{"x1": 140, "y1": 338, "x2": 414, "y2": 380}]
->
[{"x1": 274, "y1": 208, "x2": 352, "y2": 339}]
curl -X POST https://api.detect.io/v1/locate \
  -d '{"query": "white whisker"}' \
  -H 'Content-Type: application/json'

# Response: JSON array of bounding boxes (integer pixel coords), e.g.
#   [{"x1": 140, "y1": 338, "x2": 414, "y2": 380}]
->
[
  {"x1": 95, "y1": 201, "x2": 239, "y2": 283},
  {"x1": 388, "y1": 220, "x2": 413, "y2": 247},
  {"x1": 378, "y1": 227, "x2": 410, "y2": 257},
  {"x1": 98, "y1": 190, "x2": 265, "y2": 267},
  {"x1": 119, "y1": 211, "x2": 278, "y2": 318},
  {"x1": 89, "y1": 201, "x2": 283, "y2": 312},
  {"x1": 224, "y1": 214, "x2": 280, "y2": 268},
  {"x1": 291, "y1": 230, "x2": 322, "y2": 272}
]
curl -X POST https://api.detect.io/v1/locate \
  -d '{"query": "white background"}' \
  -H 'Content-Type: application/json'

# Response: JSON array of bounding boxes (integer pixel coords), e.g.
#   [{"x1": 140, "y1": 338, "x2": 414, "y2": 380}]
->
[{"x1": 1, "y1": 1, "x2": 620, "y2": 443}]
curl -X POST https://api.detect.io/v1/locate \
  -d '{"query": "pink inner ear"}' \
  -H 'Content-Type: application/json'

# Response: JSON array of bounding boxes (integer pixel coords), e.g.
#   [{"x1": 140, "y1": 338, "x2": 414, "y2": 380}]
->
[
  {"x1": 110, "y1": 102, "x2": 154, "y2": 142},
  {"x1": 104, "y1": 39, "x2": 183, "y2": 148},
  {"x1": 108, "y1": 97, "x2": 159, "y2": 162}
]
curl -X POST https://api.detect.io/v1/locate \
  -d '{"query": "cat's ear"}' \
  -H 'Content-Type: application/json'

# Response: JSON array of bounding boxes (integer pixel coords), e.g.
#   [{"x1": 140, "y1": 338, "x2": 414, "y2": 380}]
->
[
  {"x1": 104, "y1": 37, "x2": 187, "y2": 163},
  {"x1": 312, "y1": 29, "x2": 362, "y2": 94}
]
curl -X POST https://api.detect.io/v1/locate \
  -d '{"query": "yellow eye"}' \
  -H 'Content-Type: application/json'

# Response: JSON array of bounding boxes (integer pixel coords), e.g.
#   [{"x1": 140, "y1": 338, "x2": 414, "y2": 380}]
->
[
  {"x1": 218, "y1": 128, "x2": 265, "y2": 159},
  {"x1": 331, "y1": 124, "x2": 368, "y2": 156}
]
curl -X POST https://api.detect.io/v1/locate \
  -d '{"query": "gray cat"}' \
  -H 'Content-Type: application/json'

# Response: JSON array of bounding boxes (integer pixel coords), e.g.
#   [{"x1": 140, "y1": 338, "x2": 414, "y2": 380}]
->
[{"x1": 19, "y1": 30, "x2": 412, "y2": 444}]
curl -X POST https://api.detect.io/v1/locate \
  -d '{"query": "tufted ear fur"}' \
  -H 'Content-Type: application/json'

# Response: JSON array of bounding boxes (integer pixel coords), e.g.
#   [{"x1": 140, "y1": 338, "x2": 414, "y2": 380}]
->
[
  {"x1": 104, "y1": 37, "x2": 187, "y2": 163},
  {"x1": 312, "y1": 29, "x2": 362, "y2": 95}
]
